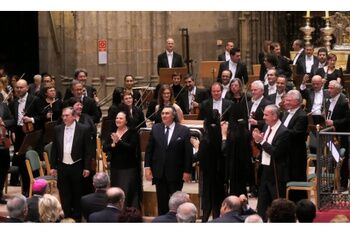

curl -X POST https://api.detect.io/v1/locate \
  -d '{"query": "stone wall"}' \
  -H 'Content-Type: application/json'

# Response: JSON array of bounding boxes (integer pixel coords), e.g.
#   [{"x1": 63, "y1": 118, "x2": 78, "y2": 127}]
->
[{"x1": 39, "y1": 11, "x2": 286, "y2": 94}]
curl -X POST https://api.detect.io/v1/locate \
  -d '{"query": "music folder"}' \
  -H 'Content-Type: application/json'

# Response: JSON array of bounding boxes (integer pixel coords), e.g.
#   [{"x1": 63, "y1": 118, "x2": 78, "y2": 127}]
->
[{"x1": 17, "y1": 130, "x2": 43, "y2": 156}]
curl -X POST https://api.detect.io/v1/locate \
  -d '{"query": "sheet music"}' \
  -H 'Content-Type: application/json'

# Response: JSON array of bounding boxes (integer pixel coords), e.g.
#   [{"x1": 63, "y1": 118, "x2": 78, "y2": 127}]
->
[{"x1": 327, "y1": 140, "x2": 340, "y2": 162}]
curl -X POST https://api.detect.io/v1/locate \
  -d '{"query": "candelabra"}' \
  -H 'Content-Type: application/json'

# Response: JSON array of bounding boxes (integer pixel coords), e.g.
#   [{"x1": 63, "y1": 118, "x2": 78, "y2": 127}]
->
[
  {"x1": 300, "y1": 15, "x2": 315, "y2": 46},
  {"x1": 321, "y1": 16, "x2": 335, "y2": 51}
]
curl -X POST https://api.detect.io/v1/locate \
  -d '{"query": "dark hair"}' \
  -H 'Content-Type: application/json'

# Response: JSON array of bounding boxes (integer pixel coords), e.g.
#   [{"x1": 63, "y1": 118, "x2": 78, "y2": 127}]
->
[
  {"x1": 296, "y1": 199, "x2": 316, "y2": 223},
  {"x1": 66, "y1": 97, "x2": 82, "y2": 108},
  {"x1": 229, "y1": 47, "x2": 240, "y2": 56},
  {"x1": 74, "y1": 68, "x2": 88, "y2": 78},
  {"x1": 162, "y1": 105, "x2": 179, "y2": 123},
  {"x1": 222, "y1": 69, "x2": 233, "y2": 79},
  {"x1": 115, "y1": 110, "x2": 130, "y2": 126},
  {"x1": 184, "y1": 73, "x2": 194, "y2": 81},
  {"x1": 267, "y1": 198, "x2": 296, "y2": 223},
  {"x1": 172, "y1": 72, "x2": 182, "y2": 79},
  {"x1": 158, "y1": 84, "x2": 175, "y2": 105},
  {"x1": 327, "y1": 53, "x2": 337, "y2": 61},
  {"x1": 210, "y1": 82, "x2": 223, "y2": 92},
  {"x1": 124, "y1": 74, "x2": 134, "y2": 81},
  {"x1": 118, "y1": 207, "x2": 143, "y2": 222},
  {"x1": 317, "y1": 47, "x2": 328, "y2": 55},
  {"x1": 264, "y1": 53, "x2": 279, "y2": 67}
]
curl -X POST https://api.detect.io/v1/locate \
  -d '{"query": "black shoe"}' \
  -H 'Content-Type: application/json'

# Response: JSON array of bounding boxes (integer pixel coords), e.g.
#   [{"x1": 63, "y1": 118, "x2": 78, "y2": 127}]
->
[{"x1": 0, "y1": 198, "x2": 7, "y2": 205}]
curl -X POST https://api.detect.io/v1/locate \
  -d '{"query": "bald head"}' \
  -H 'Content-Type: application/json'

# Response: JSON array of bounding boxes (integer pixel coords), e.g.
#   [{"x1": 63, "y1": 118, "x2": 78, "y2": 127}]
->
[
  {"x1": 311, "y1": 75, "x2": 323, "y2": 92},
  {"x1": 220, "y1": 195, "x2": 242, "y2": 216},
  {"x1": 16, "y1": 79, "x2": 29, "y2": 97},
  {"x1": 107, "y1": 187, "x2": 125, "y2": 209}
]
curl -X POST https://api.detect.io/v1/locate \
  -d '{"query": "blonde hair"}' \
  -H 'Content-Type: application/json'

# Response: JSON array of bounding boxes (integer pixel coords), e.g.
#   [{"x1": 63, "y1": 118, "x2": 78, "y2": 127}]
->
[
  {"x1": 330, "y1": 214, "x2": 350, "y2": 223},
  {"x1": 39, "y1": 194, "x2": 64, "y2": 222}
]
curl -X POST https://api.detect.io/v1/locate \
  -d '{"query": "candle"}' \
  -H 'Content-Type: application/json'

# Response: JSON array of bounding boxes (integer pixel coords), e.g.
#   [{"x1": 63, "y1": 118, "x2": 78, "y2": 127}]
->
[
  {"x1": 325, "y1": 11, "x2": 329, "y2": 18},
  {"x1": 306, "y1": 11, "x2": 310, "y2": 17}
]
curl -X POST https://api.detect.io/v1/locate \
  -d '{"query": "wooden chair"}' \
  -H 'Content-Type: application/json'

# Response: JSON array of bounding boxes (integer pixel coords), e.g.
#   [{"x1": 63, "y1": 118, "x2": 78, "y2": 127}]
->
[
  {"x1": 25, "y1": 150, "x2": 57, "y2": 197},
  {"x1": 96, "y1": 136, "x2": 103, "y2": 172},
  {"x1": 286, "y1": 153, "x2": 318, "y2": 204},
  {"x1": 139, "y1": 128, "x2": 151, "y2": 162},
  {"x1": 4, "y1": 166, "x2": 21, "y2": 194},
  {"x1": 252, "y1": 64, "x2": 261, "y2": 76},
  {"x1": 43, "y1": 142, "x2": 53, "y2": 175},
  {"x1": 184, "y1": 114, "x2": 199, "y2": 120}
]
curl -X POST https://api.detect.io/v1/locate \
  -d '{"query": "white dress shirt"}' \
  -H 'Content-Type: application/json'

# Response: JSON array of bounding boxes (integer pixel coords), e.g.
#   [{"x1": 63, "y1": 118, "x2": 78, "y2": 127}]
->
[
  {"x1": 222, "y1": 84, "x2": 229, "y2": 99},
  {"x1": 164, "y1": 122, "x2": 175, "y2": 145},
  {"x1": 311, "y1": 90, "x2": 324, "y2": 115},
  {"x1": 17, "y1": 93, "x2": 28, "y2": 126},
  {"x1": 213, "y1": 98, "x2": 223, "y2": 115},
  {"x1": 229, "y1": 60, "x2": 237, "y2": 78},
  {"x1": 305, "y1": 55, "x2": 314, "y2": 74},
  {"x1": 188, "y1": 86, "x2": 197, "y2": 111},
  {"x1": 267, "y1": 84, "x2": 277, "y2": 95},
  {"x1": 327, "y1": 94, "x2": 340, "y2": 119},
  {"x1": 275, "y1": 92, "x2": 284, "y2": 107},
  {"x1": 293, "y1": 48, "x2": 304, "y2": 65},
  {"x1": 261, "y1": 120, "x2": 282, "y2": 166},
  {"x1": 63, "y1": 121, "x2": 76, "y2": 164},
  {"x1": 283, "y1": 107, "x2": 300, "y2": 127},
  {"x1": 251, "y1": 96, "x2": 263, "y2": 114},
  {"x1": 167, "y1": 51, "x2": 173, "y2": 68},
  {"x1": 225, "y1": 51, "x2": 230, "y2": 61}
]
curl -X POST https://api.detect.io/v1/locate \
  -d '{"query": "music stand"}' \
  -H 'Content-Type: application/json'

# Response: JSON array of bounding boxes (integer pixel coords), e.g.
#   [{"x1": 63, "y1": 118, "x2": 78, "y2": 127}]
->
[
  {"x1": 159, "y1": 67, "x2": 187, "y2": 84},
  {"x1": 198, "y1": 61, "x2": 223, "y2": 88},
  {"x1": 17, "y1": 130, "x2": 43, "y2": 156},
  {"x1": 43, "y1": 121, "x2": 58, "y2": 144}
]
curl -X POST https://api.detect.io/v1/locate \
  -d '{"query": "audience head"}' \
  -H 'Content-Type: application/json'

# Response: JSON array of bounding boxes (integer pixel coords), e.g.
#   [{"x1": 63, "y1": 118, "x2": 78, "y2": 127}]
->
[
  {"x1": 168, "y1": 191, "x2": 191, "y2": 212},
  {"x1": 7, "y1": 194, "x2": 27, "y2": 221},
  {"x1": 32, "y1": 179, "x2": 48, "y2": 195},
  {"x1": 244, "y1": 214, "x2": 263, "y2": 223},
  {"x1": 267, "y1": 198, "x2": 296, "y2": 223},
  {"x1": 176, "y1": 202, "x2": 197, "y2": 223},
  {"x1": 60, "y1": 218, "x2": 76, "y2": 223},
  {"x1": 330, "y1": 214, "x2": 350, "y2": 223},
  {"x1": 118, "y1": 207, "x2": 143, "y2": 222},
  {"x1": 93, "y1": 172, "x2": 110, "y2": 190},
  {"x1": 38, "y1": 194, "x2": 64, "y2": 222},
  {"x1": 220, "y1": 195, "x2": 241, "y2": 217},
  {"x1": 107, "y1": 187, "x2": 125, "y2": 209},
  {"x1": 296, "y1": 199, "x2": 316, "y2": 223}
]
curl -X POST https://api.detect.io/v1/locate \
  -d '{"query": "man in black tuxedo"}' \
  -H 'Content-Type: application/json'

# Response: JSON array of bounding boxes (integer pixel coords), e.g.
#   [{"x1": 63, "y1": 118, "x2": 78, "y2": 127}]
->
[
  {"x1": 310, "y1": 47, "x2": 328, "y2": 76},
  {"x1": 152, "y1": 191, "x2": 190, "y2": 222},
  {"x1": 296, "y1": 44, "x2": 319, "y2": 83},
  {"x1": 144, "y1": 105, "x2": 192, "y2": 215},
  {"x1": 267, "y1": 75, "x2": 287, "y2": 108},
  {"x1": 300, "y1": 75, "x2": 329, "y2": 125},
  {"x1": 198, "y1": 82, "x2": 232, "y2": 121},
  {"x1": 88, "y1": 187, "x2": 124, "y2": 222},
  {"x1": 67, "y1": 80, "x2": 100, "y2": 123},
  {"x1": 157, "y1": 37, "x2": 185, "y2": 74},
  {"x1": 282, "y1": 90, "x2": 308, "y2": 202},
  {"x1": 64, "y1": 68, "x2": 97, "y2": 100},
  {"x1": 217, "y1": 47, "x2": 248, "y2": 84},
  {"x1": 263, "y1": 68, "x2": 277, "y2": 97},
  {"x1": 9, "y1": 79, "x2": 43, "y2": 196},
  {"x1": 50, "y1": 107, "x2": 92, "y2": 221},
  {"x1": 324, "y1": 81, "x2": 350, "y2": 190},
  {"x1": 180, "y1": 74, "x2": 209, "y2": 114},
  {"x1": 270, "y1": 42, "x2": 292, "y2": 80},
  {"x1": 218, "y1": 41, "x2": 234, "y2": 62},
  {"x1": 81, "y1": 172, "x2": 110, "y2": 221},
  {"x1": 291, "y1": 39, "x2": 305, "y2": 65},
  {"x1": 252, "y1": 104, "x2": 289, "y2": 221}
]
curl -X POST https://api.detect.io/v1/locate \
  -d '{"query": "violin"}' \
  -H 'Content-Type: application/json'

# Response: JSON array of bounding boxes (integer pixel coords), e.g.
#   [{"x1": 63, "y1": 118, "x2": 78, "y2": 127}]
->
[
  {"x1": 0, "y1": 120, "x2": 11, "y2": 149},
  {"x1": 190, "y1": 94, "x2": 200, "y2": 114}
]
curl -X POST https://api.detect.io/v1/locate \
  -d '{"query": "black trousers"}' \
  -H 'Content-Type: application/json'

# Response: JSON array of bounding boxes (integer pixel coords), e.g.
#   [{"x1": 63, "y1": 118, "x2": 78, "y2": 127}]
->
[
  {"x1": 154, "y1": 176, "x2": 183, "y2": 216},
  {"x1": 0, "y1": 148, "x2": 10, "y2": 198},
  {"x1": 57, "y1": 161, "x2": 83, "y2": 221}
]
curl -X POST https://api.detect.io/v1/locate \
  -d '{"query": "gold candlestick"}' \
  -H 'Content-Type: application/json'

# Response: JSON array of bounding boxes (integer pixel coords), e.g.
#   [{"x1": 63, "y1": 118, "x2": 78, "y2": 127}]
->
[
  {"x1": 300, "y1": 16, "x2": 315, "y2": 46},
  {"x1": 320, "y1": 16, "x2": 335, "y2": 51}
]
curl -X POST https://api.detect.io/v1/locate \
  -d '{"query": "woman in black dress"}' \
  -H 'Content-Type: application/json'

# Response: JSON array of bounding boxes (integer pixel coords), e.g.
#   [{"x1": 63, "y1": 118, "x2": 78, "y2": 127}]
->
[
  {"x1": 316, "y1": 53, "x2": 343, "y2": 89},
  {"x1": 103, "y1": 111, "x2": 142, "y2": 209}
]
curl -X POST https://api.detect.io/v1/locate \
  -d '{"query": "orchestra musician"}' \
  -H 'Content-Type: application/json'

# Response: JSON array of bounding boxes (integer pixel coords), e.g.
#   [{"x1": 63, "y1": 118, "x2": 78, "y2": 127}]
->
[
  {"x1": 111, "y1": 74, "x2": 141, "y2": 107},
  {"x1": 39, "y1": 86, "x2": 63, "y2": 123},
  {"x1": 267, "y1": 74, "x2": 288, "y2": 112},
  {"x1": 263, "y1": 68, "x2": 278, "y2": 97},
  {"x1": 300, "y1": 75, "x2": 330, "y2": 126},
  {"x1": 9, "y1": 79, "x2": 43, "y2": 196},
  {"x1": 315, "y1": 53, "x2": 343, "y2": 90},
  {"x1": 179, "y1": 74, "x2": 208, "y2": 115},
  {"x1": 324, "y1": 81, "x2": 350, "y2": 191},
  {"x1": 64, "y1": 68, "x2": 97, "y2": 100},
  {"x1": 282, "y1": 90, "x2": 308, "y2": 202},
  {"x1": 247, "y1": 80, "x2": 272, "y2": 197},
  {"x1": 220, "y1": 70, "x2": 232, "y2": 99}
]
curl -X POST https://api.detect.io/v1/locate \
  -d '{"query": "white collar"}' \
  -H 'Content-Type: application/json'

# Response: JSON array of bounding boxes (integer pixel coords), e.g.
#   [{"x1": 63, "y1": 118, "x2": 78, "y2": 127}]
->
[
  {"x1": 19, "y1": 92, "x2": 28, "y2": 102},
  {"x1": 166, "y1": 50, "x2": 173, "y2": 55},
  {"x1": 65, "y1": 121, "x2": 76, "y2": 130},
  {"x1": 213, "y1": 98, "x2": 222, "y2": 104},
  {"x1": 330, "y1": 94, "x2": 340, "y2": 103},
  {"x1": 270, "y1": 120, "x2": 282, "y2": 131},
  {"x1": 288, "y1": 107, "x2": 300, "y2": 114},
  {"x1": 252, "y1": 95, "x2": 264, "y2": 103}
]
